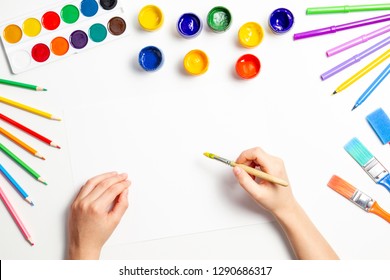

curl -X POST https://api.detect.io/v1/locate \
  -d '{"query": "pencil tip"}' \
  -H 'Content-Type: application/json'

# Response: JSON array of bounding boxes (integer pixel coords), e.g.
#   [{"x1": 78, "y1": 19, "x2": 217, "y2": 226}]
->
[
  {"x1": 332, "y1": 91, "x2": 337, "y2": 95},
  {"x1": 351, "y1": 105, "x2": 357, "y2": 111},
  {"x1": 43, "y1": 88, "x2": 47, "y2": 91},
  {"x1": 30, "y1": 201, "x2": 35, "y2": 206},
  {"x1": 56, "y1": 145, "x2": 61, "y2": 149}
]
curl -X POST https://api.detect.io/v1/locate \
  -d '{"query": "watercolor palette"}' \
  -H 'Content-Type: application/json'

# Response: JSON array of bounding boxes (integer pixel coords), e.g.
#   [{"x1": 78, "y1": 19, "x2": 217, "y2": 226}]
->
[{"x1": 0, "y1": 0, "x2": 128, "y2": 74}]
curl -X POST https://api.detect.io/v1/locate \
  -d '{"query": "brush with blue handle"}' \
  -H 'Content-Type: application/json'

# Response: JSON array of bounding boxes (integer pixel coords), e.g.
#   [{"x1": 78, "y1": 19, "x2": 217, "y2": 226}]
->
[
  {"x1": 344, "y1": 137, "x2": 390, "y2": 192},
  {"x1": 366, "y1": 108, "x2": 390, "y2": 146}
]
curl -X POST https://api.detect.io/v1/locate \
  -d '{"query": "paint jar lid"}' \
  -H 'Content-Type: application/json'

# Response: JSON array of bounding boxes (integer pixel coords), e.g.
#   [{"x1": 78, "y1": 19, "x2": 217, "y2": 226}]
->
[
  {"x1": 138, "y1": 5, "x2": 164, "y2": 31},
  {"x1": 138, "y1": 46, "x2": 164, "y2": 71},
  {"x1": 235, "y1": 54, "x2": 261, "y2": 79},
  {"x1": 207, "y1": 6, "x2": 232, "y2": 32},
  {"x1": 269, "y1": 8, "x2": 294, "y2": 34},
  {"x1": 238, "y1": 22, "x2": 264, "y2": 48},
  {"x1": 177, "y1": 13, "x2": 202, "y2": 38},
  {"x1": 183, "y1": 49, "x2": 208, "y2": 75}
]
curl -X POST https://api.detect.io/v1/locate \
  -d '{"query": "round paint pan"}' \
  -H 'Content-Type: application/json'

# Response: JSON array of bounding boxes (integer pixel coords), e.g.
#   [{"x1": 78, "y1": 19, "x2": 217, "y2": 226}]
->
[
  {"x1": 269, "y1": 8, "x2": 294, "y2": 34},
  {"x1": 3, "y1": 24, "x2": 23, "y2": 44},
  {"x1": 238, "y1": 22, "x2": 264, "y2": 48},
  {"x1": 31, "y1": 43, "x2": 50, "y2": 62},
  {"x1": 100, "y1": 0, "x2": 117, "y2": 10},
  {"x1": 70, "y1": 30, "x2": 88, "y2": 49},
  {"x1": 177, "y1": 13, "x2": 202, "y2": 38},
  {"x1": 138, "y1": 5, "x2": 164, "y2": 31},
  {"x1": 108, "y1": 16, "x2": 126, "y2": 35},
  {"x1": 22, "y1": 18, "x2": 41, "y2": 37},
  {"x1": 207, "y1": 6, "x2": 232, "y2": 32},
  {"x1": 235, "y1": 54, "x2": 261, "y2": 79},
  {"x1": 138, "y1": 46, "x2": 164, "y2": 71},
  {"x1": 183, "y1": 49, "x2": 209, "y2": 75}
]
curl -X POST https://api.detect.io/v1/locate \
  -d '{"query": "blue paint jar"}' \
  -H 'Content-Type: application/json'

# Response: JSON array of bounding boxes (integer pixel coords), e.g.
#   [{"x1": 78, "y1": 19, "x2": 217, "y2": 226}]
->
[
  {"x1": 138, "y1": 46, "x2": 164, "y2": 71},
  {"x1": 269, "y1": 8, "x2": 294, "y2": 34},
  {"x1": 177, "y1": 13, "x2": 202, "y2": 38}
]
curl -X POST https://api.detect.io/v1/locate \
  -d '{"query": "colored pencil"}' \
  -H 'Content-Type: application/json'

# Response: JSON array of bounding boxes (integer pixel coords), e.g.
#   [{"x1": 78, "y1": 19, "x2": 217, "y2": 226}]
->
[
  {"x1": 344, "y1": 137, "x2": 390, "y2": 192},
  {"x1": 327, "y1": 175, "x2": 390, "y2": 223},
  {"x1": 0, "y1": 127, "x2": 45, "y2": 160},
  {"x1": 294, "y1": 13, "x2": 390, "y2": 40},
  {"x1": 0, "y1": 185, "x2": 34, "y2": 245},
  {"x1": 307, "y1": 3, "x2": 390, "y2": 15},
  {"x1": 0, "y1": 96, "x2": 61, "y2": 121},
  {"x1": 352, "y1": 63, "x2": 390, "y2": 110},
  {"x1": 0, "y1": 78, "x2": 46, "y2": 91},
  {"x1": 326, "y1": 23, "x2": 390, "y2": 57},
  {"x1": 0, "y1": 164, "x2": 34, "y2": 206},
  {"x1": 332, "y1": 49, "x2": 390, "y2": 95},
  {"x1": 203, "y1": 152, "x2": 289, "y2": 187},
  {"x1": 321, "y1": 35, "x2": 390, "y2": 80},
  {"x1": 0, "y1": 113, "x2": 60, "y2": 148},
  {"x1": 0, "y1": 142, "x2": 47, "y2": 185}
]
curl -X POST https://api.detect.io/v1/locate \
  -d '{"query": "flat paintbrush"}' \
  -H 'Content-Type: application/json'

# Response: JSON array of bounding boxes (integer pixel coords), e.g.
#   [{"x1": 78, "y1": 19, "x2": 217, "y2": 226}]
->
[
  {"x1": 344, "y1": 137, "x2": 390, "y2": 192},
  {"x1": 203, "y1": 152, "x2": 289, "y2": 187},
  {"x1": 327, "y1": 175, "x2": 390, "y2": 223}
]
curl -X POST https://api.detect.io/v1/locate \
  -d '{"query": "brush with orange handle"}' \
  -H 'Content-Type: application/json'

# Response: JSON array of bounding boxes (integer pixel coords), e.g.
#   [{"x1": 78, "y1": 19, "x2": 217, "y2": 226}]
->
[{"x1": 327, "y1": 175, "x2": 390, "y2": 223}]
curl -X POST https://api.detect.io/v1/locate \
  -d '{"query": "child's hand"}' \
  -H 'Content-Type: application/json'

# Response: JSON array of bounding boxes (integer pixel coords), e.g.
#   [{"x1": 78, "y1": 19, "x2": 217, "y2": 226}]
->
[
  {"x1": 67, "y1": 172, "x2": 130, "y2": 259},
  {"x1": 233, "y1": 147, "x2": 297, "y2": 216}
]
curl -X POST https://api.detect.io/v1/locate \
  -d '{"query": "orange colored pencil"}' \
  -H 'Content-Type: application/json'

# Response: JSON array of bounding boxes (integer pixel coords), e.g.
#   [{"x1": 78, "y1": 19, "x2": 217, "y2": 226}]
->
[{"x1": 0, "y1": 127, "x2": 45, "y2": 160}]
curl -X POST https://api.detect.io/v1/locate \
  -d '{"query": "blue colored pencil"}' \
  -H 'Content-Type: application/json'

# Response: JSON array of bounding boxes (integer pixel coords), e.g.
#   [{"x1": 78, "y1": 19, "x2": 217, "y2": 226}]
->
[
  {"x1": 0, "y1": 163, "x2": 34, "y2": 206},
  {"x1": 352, "y1": 63, "x2": 390, "y2": 110}
]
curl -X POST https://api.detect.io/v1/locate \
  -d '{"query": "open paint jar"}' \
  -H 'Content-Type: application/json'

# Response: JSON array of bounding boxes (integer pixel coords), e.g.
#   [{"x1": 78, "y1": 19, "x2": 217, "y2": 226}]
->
[
  {"x1": 177, "y1": 13, "x2": 202, "y2": 38},
  {"x1": 207, "y1": 6, "x2": 232, "y2": 32},
  {"x1": 269, "y1": 8, "x2": 294, "y2": 34},
  {"x1": 235, "y1": 54, "x2": 261, "y2": 79},
  {"x1": 138, "y1": 46, "x2": 164, "y2": 71},
  {"x1": 183, "y1": 49, "x2": 208, "y2": 75}
]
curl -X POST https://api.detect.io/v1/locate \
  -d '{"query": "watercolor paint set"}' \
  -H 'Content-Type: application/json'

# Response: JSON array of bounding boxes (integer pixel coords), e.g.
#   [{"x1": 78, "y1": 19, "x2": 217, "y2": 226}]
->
[{"x1": 0, "y1": 0, "x2": 128, "y2": 74}]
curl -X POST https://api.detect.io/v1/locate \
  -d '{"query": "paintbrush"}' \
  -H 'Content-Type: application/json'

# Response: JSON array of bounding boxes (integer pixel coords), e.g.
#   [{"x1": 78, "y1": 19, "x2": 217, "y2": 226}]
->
[
  {"x1": 327, "y1": 175, "x2": 390, "y2": 223},
  {"x1": 366, "y1": 108, "x2": 390, "y2": 145},
  {"x1": 344, "y1": 137, "x2": 390, "y2": 192},
  {"x1": 203, "y1": 152, "x2": 289, "y2": 187}
]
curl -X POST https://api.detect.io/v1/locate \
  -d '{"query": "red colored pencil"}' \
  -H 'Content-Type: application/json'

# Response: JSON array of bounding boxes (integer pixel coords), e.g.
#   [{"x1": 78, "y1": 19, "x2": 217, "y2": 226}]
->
[{"x1": 0, "y1": 113, "x2": 60, "y2": 149}]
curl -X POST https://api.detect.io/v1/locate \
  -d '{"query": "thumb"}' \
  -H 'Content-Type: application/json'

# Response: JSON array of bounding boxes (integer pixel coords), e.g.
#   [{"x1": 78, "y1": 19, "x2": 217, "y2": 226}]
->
[{"x1": 233, "y1": 166, "x2": 261, "y2": 197}]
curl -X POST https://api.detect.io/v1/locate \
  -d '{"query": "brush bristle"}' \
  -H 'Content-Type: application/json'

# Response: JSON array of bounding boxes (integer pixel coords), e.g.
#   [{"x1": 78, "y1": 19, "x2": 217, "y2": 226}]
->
[
  {"x1": 344, "y1": 137, "x2": 373, "y2": 166},
  {"x1": 327, "y1": 175, "x2": 356, "y2": 200},
  {"x1": 203, "y1": 152, "x2": 215, "y2": 159}
]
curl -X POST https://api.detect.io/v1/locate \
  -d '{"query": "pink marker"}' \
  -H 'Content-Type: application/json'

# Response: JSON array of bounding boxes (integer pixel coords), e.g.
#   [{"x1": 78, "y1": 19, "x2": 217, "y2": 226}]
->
[{"x1": 327, "y1": 23, "x2": 390, "y2": 57}]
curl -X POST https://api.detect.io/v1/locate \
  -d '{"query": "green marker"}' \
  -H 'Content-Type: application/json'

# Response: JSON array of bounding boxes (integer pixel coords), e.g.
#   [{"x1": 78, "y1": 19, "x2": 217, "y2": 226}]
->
[
  {"x1": 307, "y1": 3, "x2": 390, "y2": 15},
  {"x1": 0, "y1": 78, "x2": 47, "y2": 91},
  {"x1": 0, "y1": 142, "x2": 47, "y2": 185}
]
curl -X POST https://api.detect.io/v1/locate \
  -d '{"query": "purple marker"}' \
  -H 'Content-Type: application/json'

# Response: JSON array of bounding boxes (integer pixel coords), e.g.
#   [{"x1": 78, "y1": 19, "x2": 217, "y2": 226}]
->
[
  {"x1": 327, "y1": 24, "x2": 390, "y2": 57},
  {"x1": 294, "y1": 13, "x2": 390, "y2": 40},
  {"x1": 321, "y1": 35, "x2": 390, "y2": 80}
]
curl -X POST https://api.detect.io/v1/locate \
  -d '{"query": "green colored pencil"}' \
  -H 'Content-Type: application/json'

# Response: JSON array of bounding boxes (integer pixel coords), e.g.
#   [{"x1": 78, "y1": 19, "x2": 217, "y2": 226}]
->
[
  {"x1": 307, "y1": 3, "x2": 390, "y2": 15},
  {"x1": 0, "y1": 142, "x2": 47, "y2": 185},
  {"x1": 0, "y1": 78, "x2": 47, "y2": 91}
]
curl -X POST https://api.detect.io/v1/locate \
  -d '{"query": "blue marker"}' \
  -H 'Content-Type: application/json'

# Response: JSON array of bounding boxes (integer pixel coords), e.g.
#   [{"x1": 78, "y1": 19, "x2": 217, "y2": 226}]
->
[
  {"x1": 0, "y1": 164, "x2": 34, "y2": 206},
  {"x1": 352, "y1": 63, "x2": 390, "y2": 111}
]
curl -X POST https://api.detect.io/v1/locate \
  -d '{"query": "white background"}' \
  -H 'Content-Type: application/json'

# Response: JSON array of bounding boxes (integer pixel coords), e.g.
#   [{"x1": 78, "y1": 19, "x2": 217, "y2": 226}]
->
[{"x1": 0, "y1": 0, "x2": 390, "y2": 260}]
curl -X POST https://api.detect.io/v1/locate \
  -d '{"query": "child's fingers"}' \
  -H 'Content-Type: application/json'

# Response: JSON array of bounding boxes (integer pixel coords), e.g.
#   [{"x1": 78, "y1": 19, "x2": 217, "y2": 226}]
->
[
  {"x1": 95, "y1": 180, "x2": 131, "y2": 210},
  {"x1": 82, "y1": 173, "x2": 128, "y2": 203},
  {"x1": 109, "y1": 188, "x2": 130, "y2": 223},
  {"x1": 233, "y1": 166, "x2": 263, "y2": 200},
  {"x1": 77, "y1": 172, "x2": 118, "y2": 199}
]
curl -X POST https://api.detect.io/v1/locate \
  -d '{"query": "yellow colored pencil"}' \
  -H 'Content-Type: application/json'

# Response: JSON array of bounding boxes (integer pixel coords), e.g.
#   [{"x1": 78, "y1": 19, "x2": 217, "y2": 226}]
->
[
  {"x1": 0, "y1": 96, "x2": 61, "y2": 121},
  {"x1": 332, "y1": 48, "x2": 390, "y2": 95},
  {"x1": 0, "y1": 127, "x2": 45, "y2": 160}
]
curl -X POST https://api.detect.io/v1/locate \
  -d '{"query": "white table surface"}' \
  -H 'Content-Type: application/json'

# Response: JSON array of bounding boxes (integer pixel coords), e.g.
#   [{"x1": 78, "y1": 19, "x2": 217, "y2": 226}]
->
[{"x1": 0, "y1": 0, "x2": 390, "y2": 260}]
